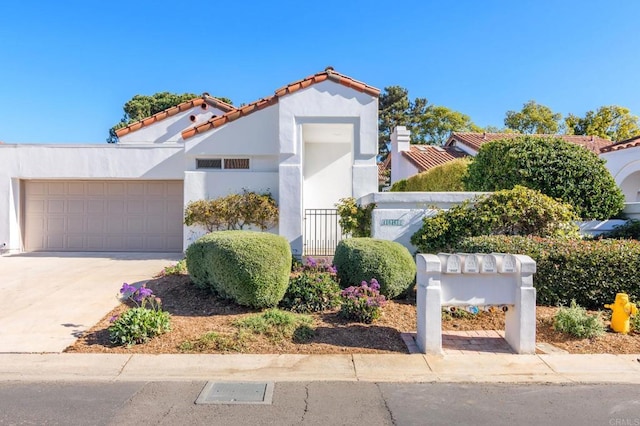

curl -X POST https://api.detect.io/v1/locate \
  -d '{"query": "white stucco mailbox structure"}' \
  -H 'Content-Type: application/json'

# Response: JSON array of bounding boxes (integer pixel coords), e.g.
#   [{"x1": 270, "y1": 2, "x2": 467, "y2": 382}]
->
[{"x1": 416, "y1": 253, "x2": 537, "y2": 355}]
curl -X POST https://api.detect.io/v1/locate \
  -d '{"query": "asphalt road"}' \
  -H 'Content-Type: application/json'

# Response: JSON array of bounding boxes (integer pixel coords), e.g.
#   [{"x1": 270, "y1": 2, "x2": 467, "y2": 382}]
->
[{"x1": 0, "y1": 381, "x2": 638, "y2": 426}]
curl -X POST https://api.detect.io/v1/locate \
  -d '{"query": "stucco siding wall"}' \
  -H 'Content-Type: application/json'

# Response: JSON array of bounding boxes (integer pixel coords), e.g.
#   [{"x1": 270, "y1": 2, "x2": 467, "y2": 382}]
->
[
  {"x1": 118, "y1": 106, "x2": 228, "y2": 144},
  {"x1": 184, "y1": 106, "x2": 279, "y2": 157}
]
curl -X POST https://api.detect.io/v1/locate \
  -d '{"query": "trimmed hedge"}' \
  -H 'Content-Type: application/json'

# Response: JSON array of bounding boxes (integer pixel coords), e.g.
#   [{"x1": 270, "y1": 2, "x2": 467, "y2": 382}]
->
[
  {"x1": 455, "y1": 235, "x2": 640, "y2": 310},
  {"x1": 333, "y1": 238, "x2": 416, "y2": 299},
  {"x1": 186, "y1": 231, "x2": 292, "y2": 308},
  {"x1": 390, "y1": 158, "x2": 470, "y2": 192}
]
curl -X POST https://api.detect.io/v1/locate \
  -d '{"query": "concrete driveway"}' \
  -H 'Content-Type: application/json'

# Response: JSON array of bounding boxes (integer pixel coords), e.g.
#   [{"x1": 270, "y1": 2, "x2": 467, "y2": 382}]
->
[{"x1": 0, "y1": 252, "x2": 182, "y2": 353}]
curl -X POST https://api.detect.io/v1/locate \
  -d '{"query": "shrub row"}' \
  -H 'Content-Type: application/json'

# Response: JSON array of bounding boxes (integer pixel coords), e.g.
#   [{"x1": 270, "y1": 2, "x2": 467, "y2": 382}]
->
[
  {"x1": 390, "y1": 158, "x2": 470, "y2": 192},
  {"x1": 411, "y1": 186, "x2": 578, "y2": 253},
  {"x1": 455, "y1": 235, "x2": 640, "y2": 310}
]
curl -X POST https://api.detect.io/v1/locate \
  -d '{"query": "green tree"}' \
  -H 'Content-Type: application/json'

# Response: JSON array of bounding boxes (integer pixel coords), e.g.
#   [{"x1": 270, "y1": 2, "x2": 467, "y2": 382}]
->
[
  {"x1": 378, "y1": 86, "x2": 481, "y2": 155},
  {"x1": 107, "y1": 92, "x2": 233, "y2": 143},
  {"x1": 564, "y1": 105, "x2": 640, "y2": 141},
  {"x1": 413, "y1": 106, "x2": 481, "y2": 145},
  {"x1": 464, "y1": 136, "x2": 625, "y2": 219},
  {"x1": 378, "y1": 86, "x2": 427, "y2": 156},
  {"x1": 504, "y1": 100, "x2": 562, "y2": 134}
]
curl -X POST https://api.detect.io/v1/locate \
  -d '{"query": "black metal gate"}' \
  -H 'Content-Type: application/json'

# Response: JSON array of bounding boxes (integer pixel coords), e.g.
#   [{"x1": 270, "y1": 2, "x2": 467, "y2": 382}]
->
[{"x1": 303, "y1": 209, "x2": 345, "y2": 256}]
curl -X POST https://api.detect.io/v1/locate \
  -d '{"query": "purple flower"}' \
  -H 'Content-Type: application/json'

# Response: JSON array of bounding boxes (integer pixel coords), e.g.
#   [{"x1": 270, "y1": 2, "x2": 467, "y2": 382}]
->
[
  {"x1": 328, "y1": 265, "x2": 337, "y2": 274},
  {"x1": 109, "y1": 315, "x2": 119, "y2": 323},
  {"x1": 370, "y1": 278, "x2": 380, "y2": 291},
  {"x1": 306, "y1": 257, "x2": 317, "y2": 267},
  {"x1": 120, "y1": 283, "x2": 136, "y2": 295}
]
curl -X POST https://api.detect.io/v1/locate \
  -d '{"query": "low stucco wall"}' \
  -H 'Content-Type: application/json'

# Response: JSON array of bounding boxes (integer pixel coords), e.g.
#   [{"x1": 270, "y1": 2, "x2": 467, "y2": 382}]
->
[{"x1": 361, "y1": 192, "x2": 488, "y2": 252}]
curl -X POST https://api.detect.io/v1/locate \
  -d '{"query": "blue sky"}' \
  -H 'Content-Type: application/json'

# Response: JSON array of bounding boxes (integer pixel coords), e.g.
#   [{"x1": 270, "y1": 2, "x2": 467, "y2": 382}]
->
[{"x1": 1, "y1": 1, "x2": 639, "y2": 143}]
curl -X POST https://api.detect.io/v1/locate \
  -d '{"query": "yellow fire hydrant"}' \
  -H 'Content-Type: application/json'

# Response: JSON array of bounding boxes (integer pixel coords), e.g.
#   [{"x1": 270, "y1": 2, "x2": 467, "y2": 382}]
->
[{"x1": 604, "y1": 293, "x2": 638, "y2": 334}]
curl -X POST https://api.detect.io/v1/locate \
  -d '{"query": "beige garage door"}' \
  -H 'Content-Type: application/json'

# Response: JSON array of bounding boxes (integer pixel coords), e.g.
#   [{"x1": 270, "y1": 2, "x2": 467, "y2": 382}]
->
[{"x1": 24, "y1": 180, "x2": 183, "y2": 252}]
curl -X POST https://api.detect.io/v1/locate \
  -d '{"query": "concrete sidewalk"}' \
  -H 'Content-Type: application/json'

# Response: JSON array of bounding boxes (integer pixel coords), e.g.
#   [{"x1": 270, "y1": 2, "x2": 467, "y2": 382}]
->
[{"x1": 2, "y1": 353, "x2": 640, "y2": 384}]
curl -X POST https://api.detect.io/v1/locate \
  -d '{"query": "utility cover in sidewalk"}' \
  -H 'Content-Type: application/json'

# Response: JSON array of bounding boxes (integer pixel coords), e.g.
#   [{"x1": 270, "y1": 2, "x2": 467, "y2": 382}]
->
[{"x1": 196, "y1": 382, "x2": 274, "y2": 405}]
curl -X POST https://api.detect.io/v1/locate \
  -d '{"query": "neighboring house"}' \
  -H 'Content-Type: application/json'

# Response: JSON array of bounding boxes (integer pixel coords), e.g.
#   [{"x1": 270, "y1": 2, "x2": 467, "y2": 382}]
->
[
  {"x1": 0, "y1": 68, "x2": 379, "y2": 256},
  {"x1": 389, "y1": 127, "x2": 469, "y2": 183},
  {"x1": 600, "y1": 135, "x2": 640, "y2": 202},
  {"x1": 389, "y1": 129, "x2": 640, "y2": 201},
  {"x1": 445, "y1": 132, "x2": 612, "y2": 156}
]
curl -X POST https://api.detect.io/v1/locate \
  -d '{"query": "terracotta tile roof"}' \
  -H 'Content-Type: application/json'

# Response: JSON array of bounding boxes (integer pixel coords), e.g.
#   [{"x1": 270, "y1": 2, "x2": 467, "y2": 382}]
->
[
  {"x1": 114, "y1": 94, "x2": 236, "y2": 138},
  {"x1": 446, "y1": 132, "x2": 612, "y2": 154},
  {"x1": 378, "y1": 154, "x2": 391, "y2": 182},
  {"x1": 181, "y1": 68, "x2": 380, "y2": 140},
  {"x1": 402, "y1": 145, "x2": 468, "y2": 173},
  {"x1": 600, "y1": 135, "x2": 640, "y2": 153}
]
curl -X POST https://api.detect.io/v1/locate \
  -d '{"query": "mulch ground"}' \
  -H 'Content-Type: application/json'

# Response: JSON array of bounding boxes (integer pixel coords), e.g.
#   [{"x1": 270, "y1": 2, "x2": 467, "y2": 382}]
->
[{"x1": 65, "y1": 273, "x2": 640, "y2": 355}]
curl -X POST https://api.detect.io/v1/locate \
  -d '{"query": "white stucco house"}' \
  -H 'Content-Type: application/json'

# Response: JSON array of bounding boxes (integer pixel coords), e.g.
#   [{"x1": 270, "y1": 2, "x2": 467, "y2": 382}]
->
[{"x1": 0, "y1": 68, "x2": 379, "y2": 256}]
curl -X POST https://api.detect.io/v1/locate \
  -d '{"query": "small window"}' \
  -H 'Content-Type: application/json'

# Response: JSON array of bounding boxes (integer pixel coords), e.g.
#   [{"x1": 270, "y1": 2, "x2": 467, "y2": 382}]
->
[
  {"x1": 196, "y1": 158, "x2": 250, "y2": 170},
  {"x1": 224, "y1": 158, "x2": 250, "y2": 169},
  {"x1": 196, "y1": 158, "x2": 222, "y2": 169}
]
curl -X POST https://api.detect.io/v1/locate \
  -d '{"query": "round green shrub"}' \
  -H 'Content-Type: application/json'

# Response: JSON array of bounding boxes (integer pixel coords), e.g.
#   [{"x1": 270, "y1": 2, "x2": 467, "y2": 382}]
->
[
  {"x1": 185, "y1": 231, "x2": 292, "y2": 308},
  {"x1": 333, "y1": 238, "x2": 416, "y2": 299},
  {"x1": 455, "y1": 235, "x2": 640, "y2": 310},
  {"x1": 391, "y1": 158, "x2": 470, "y2": 192},
  {"x1": 463, "y1": 136, "x2": 624, "y2": 220},
  {"x1": 411, "y1": 186, "x2": 578, "y2": 253}
]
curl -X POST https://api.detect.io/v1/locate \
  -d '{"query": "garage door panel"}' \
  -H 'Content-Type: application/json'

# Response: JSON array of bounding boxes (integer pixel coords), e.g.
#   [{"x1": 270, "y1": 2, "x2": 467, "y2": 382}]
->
[
  {"x1": 86, "y1": 182, "x2": 105, "y2": 195},
  {"x1": 25, "y1": 180, "x2": 183, "y2": 252},
  {"x1": 47, "y1": 200, "x2": 65, "y2": 214},
  {"x1": 48, "y1": 182, "x2": 66, "y2": 195},
  {"x1": 108, "y1": 200, "x2": 125, "y2": 214},
  {"x1": 68, "y1": 182, "x2": 85, "y2": 195},
  {"x1": 68, "y1": 200, "x2": 85, "y2": 214},
  {"x1": 107, "y1": 182, "x2": 126, "y2": 196},
  {"x1": 87, "y1": 200, "x2": 104, "y2": 213}
]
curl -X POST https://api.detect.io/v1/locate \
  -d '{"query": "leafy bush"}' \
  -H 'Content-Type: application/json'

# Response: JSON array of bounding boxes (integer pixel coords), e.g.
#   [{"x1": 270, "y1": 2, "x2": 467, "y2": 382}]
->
[
  {"x1": 553, "y1": 300, "x2": 605, "y2": 338},
  {"x1": 339, "y1": 279, "x2": 387, "y2": 323},
  {"x1": 603, "y1": 220, "x2": 640, "y2": 240},
  {"x1": 389, "y1": 179, "x2": 408, "y2": 192},
  {"x1": 109, "y1": 283, "x2": 171, "y2": 346},
  {"x1": 455, "y1": 235, "x2": 640, "y2": 309},
  {"x1": 184, "y1": 189, "x2": 278, "y2": 232},
  {"x1": 335, "y1": 197, "x2": 375, "y2": 237},
  {"x1": 333, "y1": 238, "x2": 416, "y2": 299},
  {"x1": 631, "y1": 303, "x2": 640, "y2": 334},
  {"x1": 280, "y1": 257, "x2": 341, "y2": 313},
  {"x1": 390, "y1": 158, "x2": 470, "y2": 192},
  {"x1": 159, "y1": 259, "x2": 187, "y2": 276},
  {"x1": 463, "y1": 136, "x2": 624, "y2": 220},
  {"x1": 233, "y1": 309, "x2": 314, "y2": 341},
  {"x1": 186, "y1": 231, "x2": 292, "y2": 308},
  {"x1": 411, "y1": 186, "x2": 578, "y2": 253}
]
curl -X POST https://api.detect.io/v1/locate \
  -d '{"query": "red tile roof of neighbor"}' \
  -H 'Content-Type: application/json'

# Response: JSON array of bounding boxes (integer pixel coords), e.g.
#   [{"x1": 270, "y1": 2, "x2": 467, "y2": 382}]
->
[
  {"x1": 114, "y1": 95, "x2": 237, "y2": 138},
  {"x1": 600, "y1": 135, "x2": 640, "y2": 153},
  {"x1": 378, "y1": 154, "x2": 391, "y2": 182},
  {"x1": 447, "y1": 132, "x2": 612, "y2": 154},
  {"x1": 402, "y1": 145, "x2": 468, "y2": 172},
  {"x1": 181, "y1": 67, "x2": 380, "y2": 139}
]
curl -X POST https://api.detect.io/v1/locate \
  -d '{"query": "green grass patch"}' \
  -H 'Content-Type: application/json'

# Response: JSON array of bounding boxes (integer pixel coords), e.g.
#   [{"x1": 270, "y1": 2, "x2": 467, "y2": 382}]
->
[{"x1": 233, "y1": 309, "x2": 314, "y2": 341}]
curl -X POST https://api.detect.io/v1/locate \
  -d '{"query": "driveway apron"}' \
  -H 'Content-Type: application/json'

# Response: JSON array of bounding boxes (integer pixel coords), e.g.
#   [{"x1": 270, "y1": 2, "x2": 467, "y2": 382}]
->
[{"x1": 0, "y1": 252, "x2": 182, "y2": 353}]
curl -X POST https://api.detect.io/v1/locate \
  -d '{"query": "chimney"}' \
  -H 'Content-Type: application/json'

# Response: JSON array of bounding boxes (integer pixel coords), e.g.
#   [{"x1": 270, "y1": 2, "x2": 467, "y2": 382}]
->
[{"x1": 390, "y1": 126, "x2": 411, "y2": 184}]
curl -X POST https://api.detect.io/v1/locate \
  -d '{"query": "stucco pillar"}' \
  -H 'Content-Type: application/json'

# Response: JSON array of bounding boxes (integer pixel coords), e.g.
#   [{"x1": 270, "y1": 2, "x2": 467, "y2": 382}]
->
[
  {"x1": 278, "y1": 163, "x2": 303, "y2": 257},
  {"x1": 416, "y1": 254, "x2": 444, "y2": 355}
]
